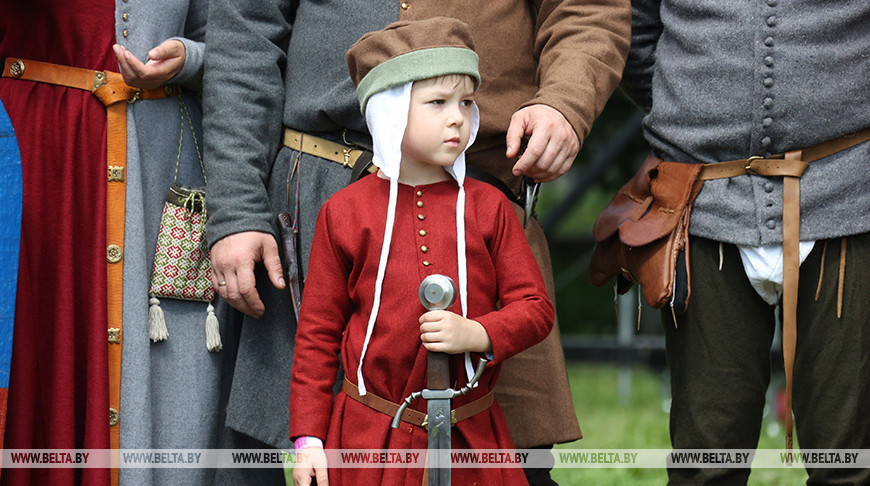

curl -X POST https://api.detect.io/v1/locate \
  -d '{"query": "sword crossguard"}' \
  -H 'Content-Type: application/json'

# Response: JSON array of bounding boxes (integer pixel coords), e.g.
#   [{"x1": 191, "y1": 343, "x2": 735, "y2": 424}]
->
[{"x1": 390, "y1": 358, "x2": 489, "y2": 429}]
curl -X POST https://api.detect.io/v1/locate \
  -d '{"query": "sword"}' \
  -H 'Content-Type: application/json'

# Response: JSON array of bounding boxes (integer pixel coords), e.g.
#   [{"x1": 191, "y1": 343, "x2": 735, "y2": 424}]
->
[
  {"x1": 522, "y1": 176, "x2": 540, "y2": 229},
  {"x1": 392, "y1": 275, "x2": 488, "y2": 486}
]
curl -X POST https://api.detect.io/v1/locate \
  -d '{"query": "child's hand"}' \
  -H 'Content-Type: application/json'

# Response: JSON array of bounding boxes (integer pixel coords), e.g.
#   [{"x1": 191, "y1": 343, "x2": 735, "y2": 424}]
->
[
  {"x1": 419, "y1": 310, "x2": 492, "y2": 354},
  {"x1": 293, "y1": 446, "x2": 328, "y2": 486}
]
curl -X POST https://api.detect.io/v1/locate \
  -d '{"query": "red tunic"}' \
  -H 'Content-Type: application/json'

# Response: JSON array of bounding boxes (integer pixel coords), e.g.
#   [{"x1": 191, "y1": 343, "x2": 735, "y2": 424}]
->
[
  {"x1": 289, "y1": 176, "x2": 554, "y2": 485},
  {"x1": 0, "y1": 1, "x2": 115, "y2": 485}
]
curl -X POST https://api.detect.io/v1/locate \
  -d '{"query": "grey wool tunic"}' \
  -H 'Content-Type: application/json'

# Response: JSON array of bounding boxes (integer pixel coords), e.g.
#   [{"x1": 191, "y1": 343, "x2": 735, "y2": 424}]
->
[
  {"x1": 622, "y1": 0, "x2": 870, "y2": 245},
  {"x1": 114, "y1": 1, "x2": 238, "y2": 485}
]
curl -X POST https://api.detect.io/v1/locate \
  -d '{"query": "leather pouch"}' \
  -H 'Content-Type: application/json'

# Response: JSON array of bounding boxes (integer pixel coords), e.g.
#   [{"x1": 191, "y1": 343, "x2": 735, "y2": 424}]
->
[{"x1": 588, "y1": 154, "x2": 704, "y2": 315}]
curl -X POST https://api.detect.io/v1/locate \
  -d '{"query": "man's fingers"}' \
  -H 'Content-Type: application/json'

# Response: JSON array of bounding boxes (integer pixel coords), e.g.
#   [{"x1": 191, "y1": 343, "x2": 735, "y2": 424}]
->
[
  {"x1": 234, "y1": 267, "x2": 265, "y2": 318},
  {"x1": 262, "y1": 239, "x2": 286, "y2": 289},
  {"x1": 505, "y1": 112, "x2": 530, "y2": 159},
  {"x1": 511, "y1": 131, "x2": 549, "y2": 176}
]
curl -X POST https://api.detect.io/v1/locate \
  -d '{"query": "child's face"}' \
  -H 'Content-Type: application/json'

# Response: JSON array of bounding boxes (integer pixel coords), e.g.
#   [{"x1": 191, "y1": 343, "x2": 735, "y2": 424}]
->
[{"x1": 400, "y1": 75, "x2": 474, "y2": 174}]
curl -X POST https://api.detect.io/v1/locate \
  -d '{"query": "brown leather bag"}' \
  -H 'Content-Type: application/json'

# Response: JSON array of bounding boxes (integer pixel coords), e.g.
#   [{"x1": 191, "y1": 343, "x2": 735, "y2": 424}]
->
[{"x1": 588, "y1": 154, "x2": 704, "y2": 315}]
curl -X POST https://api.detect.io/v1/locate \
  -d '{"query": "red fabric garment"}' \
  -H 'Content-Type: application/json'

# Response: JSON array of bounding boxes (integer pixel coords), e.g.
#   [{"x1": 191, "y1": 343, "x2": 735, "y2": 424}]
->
[
  {"x1": 290, "y1": 175, "x2": 554, "y2": 485},
  {"x1": 0, "y1": 1, "x2": 115, "y2": 484}
]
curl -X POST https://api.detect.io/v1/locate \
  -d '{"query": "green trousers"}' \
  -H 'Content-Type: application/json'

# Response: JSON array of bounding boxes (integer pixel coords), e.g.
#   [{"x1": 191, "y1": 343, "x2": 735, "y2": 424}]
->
[{"x1": 662, "y1": 233, "x2": 870, "y2": 485}]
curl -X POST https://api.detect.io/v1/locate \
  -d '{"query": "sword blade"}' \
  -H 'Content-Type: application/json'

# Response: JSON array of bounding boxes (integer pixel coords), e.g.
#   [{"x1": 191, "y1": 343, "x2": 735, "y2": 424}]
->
[{"x1": 427, "y1": 352, "x2": 451, "y2": 485}]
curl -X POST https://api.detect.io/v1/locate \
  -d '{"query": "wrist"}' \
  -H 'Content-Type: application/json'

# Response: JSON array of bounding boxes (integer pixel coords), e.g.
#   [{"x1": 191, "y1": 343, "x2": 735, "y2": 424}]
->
[
  {"x1": 468, "y1": 319, "x2": 492, "y2": 353},
  {"x1": 294, "y1": 436, "x2": 323, "y2": 452}
]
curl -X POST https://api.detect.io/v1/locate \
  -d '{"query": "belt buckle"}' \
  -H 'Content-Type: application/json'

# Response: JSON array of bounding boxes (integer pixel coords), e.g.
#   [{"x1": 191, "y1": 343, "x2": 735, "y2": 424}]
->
[{"x1": 744, "y1": 155, "x2": 764, "y2": 175}]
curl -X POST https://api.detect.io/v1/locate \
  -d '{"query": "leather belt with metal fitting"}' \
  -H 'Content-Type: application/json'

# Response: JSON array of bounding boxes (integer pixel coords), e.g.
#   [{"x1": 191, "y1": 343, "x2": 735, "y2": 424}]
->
[
  {"x1": 342, "y1": 378, "x2": 494, "y2": 430},
  {"x1": 695, "y1": 125, "x2": 870, "y2": 455},
  {"x1": 282, "y1": 128, "x2": 377, "y2": 174},
  {"x1": 3, "y1": 57, "x2": 179, "y2": 103},
  {"x1": 3, "y1": 56, "x2": 177, "y2": 486}
]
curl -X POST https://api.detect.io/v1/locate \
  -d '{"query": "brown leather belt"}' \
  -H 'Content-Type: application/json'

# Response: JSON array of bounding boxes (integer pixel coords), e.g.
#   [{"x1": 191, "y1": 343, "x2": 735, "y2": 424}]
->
[
  {"x1": 342, "y1": 378, "x2": 494, "y2": 429},
  {"x1": 3, "y1": 57, "x2": 176, "y2": 486},
  {"x1": 695, "y1": 126, "x2": 870, "y2": 453},
  {"x1": 283, "y1": 128, "x2": 377, "y2": 174}
]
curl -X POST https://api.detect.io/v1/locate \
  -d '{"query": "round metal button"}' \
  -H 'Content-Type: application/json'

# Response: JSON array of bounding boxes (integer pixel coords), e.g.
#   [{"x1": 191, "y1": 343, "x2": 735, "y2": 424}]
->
[
  {"x1": 416, "y1": 190, "x2": 423, "y2": 197},
  {"x1": 416, "y1": 201, "x2": 423, "y2": 208},
  {"x1": 109, "y1": 407, "x2": 120, "y2": 426},
  {"x1": 419, "y1": 230, "x2": 427, "y2": 237},
  {"x1": 122, "y1": 29, "x2": 129, "y2": 37},
  {"x1": 418, "y1": 214, "x2": 425, "y2": 220},
  {"x1": 423, "y1": 261, "x2": 431, "y2": 267},
  {"x1": 401, "y1": 2, "x2": 410, "y2": 9},
  {"x1": 122, "y1": 13, "x2": 129, "y2": 21},
  {"x1": 10, "y1": 59, "x2": 25, "y2": 78},
  {"x1": 421, "y1": 245, "x2": 429, "y2": 253},
  {"x1": 107, "y1": 244, "x2": 123, "y2": 263}
]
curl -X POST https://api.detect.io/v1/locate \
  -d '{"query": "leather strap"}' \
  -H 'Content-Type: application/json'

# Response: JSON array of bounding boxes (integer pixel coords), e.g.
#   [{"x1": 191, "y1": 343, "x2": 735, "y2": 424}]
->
[
  {"x1": 342, "y1": 378, "x2": 494, "y2": 429},
  {"x1": 3, "y1": 57, "x2": 175, "y2": 486},
  {"x1": 692, "y1": 128, "x2": 870, "y2": 454},
  {"x1": 698, "y1": 126, "x2": 870, "y2": 181},
  {"x1": 3, "y1": 57, "x2": 178, "y2": 102},
  {"x1": 283, "y1": 128, "x2": 377, "y2": 174}
]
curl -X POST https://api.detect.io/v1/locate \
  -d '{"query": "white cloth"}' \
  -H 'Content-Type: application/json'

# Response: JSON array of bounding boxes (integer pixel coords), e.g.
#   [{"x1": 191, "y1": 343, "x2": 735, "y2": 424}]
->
[{"x1": 736, "y1": 242, "x2": 816, "y2": 305}]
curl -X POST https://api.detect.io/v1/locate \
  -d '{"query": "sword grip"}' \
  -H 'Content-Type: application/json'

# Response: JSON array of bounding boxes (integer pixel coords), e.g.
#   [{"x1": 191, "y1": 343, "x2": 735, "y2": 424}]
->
[{"x1": 427, "y1": 352, "x2": 450, "y2": 390}]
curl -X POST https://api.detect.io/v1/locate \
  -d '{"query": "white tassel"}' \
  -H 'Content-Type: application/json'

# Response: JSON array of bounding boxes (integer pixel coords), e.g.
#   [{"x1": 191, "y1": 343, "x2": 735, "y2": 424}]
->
[
  {"x1": 205, "y1": 303, "x2": 222, "y2": 352},
  {"x1": 149, "y1": 296, "x2": 169, "y2": 342}
]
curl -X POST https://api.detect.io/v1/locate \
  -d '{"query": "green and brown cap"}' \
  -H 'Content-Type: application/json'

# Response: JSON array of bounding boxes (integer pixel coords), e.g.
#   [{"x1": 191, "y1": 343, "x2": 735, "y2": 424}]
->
[{"x1": 346, "y1": 17, "x2": 481, "y2": 114}]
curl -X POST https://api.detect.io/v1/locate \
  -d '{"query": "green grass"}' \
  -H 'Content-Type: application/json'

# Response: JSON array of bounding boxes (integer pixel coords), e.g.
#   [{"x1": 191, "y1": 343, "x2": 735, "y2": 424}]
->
[{"x1": 286, "y1": 363, "x2": 811, "y2": 485}]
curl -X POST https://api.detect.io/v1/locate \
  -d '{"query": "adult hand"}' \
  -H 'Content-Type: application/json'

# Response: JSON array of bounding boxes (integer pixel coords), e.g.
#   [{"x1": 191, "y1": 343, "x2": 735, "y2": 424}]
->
[
  {"x1": 112, "y1": 40, "x2": 186, "y2": 90},
  {"x1": 293, "y1": 447, "x2": 329, "y2": 486},
  {"x1": 419, "y1": 311, "x2": 492, "y2": 354},
  {"x1": 506, "y1": 104, "x2": 580, "y2": 183},
  {"x1": 210, "y1": 231, "x2": 285, "y2": 318}
]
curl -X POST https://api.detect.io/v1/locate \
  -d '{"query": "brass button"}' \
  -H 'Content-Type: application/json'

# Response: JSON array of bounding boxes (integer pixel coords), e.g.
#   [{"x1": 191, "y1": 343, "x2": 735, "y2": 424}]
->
[
  {"x1": 416, "y1": 190, "x2": 423, "y2": 197},
  {"x1": 122, "y1": 13, "x2": 129, "y2": 21},
  {"x1": 109, "y1": 407, "x2": 119, "y2": 426},
  {"x1": 122, "y1": 29, "x2": 129, "y2": 37},
  {"x1": 107, "y1": 244, "x2": 123, "y2": 263},
  {"x1": 421, "y1": 245, "x2": 428, "y2": 253},
  {"x1": 164, "y1": 85, "x2": 179, "y2": 96},
  {"x1": 419, "y1": 230, "x2": 427, "y2": 237},
  {"x1": 107, "y1": 165, "x2": 125, "y2": 182},
  {"x1": 423, "y1": 261, "x2": 431, "y2": 266},
  {"x1": 416, "y1": 201, "x2": 424, "y2": 208},
  {"x1": 108, "y1": 328, "x2": 121, "y2": 344},
  {"x1": 9, "y1": 59, "x2": 25, "y2": 78},
  {"x1": 401, "y1": 2, "x2": 410, "y2": 9},
  {"x1": 417, "y1": 214, "x2": 425, "y2": 221}
]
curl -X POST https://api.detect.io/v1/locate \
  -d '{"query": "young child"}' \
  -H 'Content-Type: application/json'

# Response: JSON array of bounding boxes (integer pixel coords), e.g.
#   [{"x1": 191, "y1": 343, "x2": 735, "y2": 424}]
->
[{"x1": 289, "y1": 18, "x2": 555, "y2": 486}]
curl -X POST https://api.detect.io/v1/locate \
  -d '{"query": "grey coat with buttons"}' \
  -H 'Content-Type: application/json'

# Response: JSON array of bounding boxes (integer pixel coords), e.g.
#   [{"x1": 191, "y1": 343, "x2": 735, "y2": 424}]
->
[
  {"x1": 622, "y1": 0, "x2": 870, "y2": 245},
  {"x1": 113, "y1": 1, "x2": 244, "y2": 485}
]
